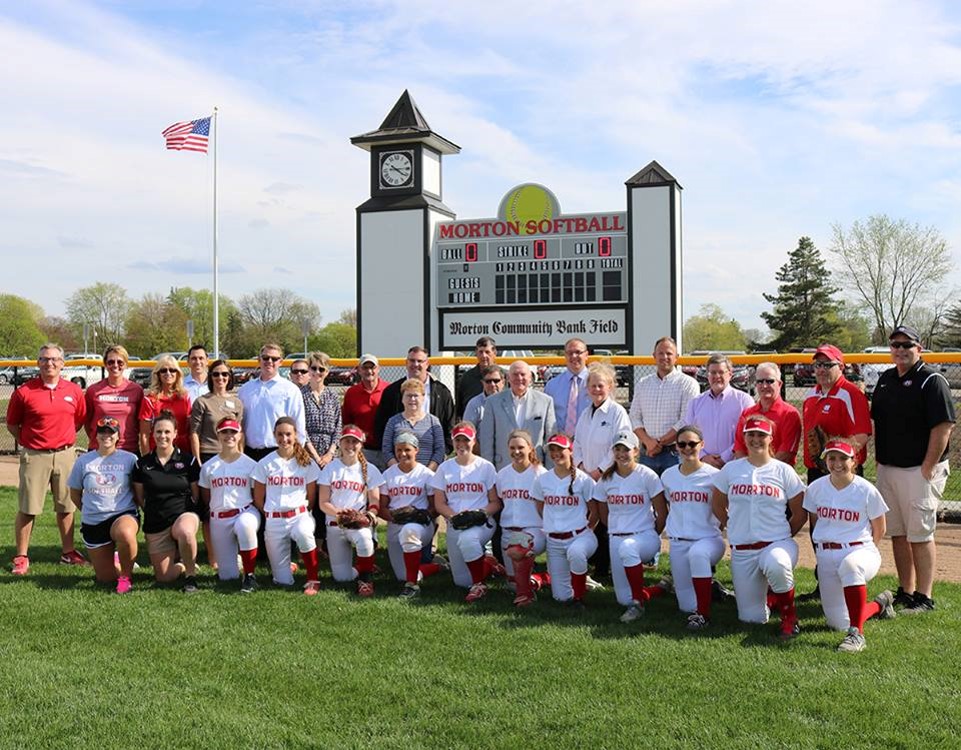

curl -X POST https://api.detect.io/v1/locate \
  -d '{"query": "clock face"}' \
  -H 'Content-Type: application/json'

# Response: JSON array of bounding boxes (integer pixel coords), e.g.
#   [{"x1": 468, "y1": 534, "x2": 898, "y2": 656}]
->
[{"x1": 380, "y1": 152, "x2": 413, "y2": 187}]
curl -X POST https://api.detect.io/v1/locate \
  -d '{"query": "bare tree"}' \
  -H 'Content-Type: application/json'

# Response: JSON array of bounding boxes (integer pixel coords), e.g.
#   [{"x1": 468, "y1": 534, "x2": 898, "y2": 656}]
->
[
  {"x1": 65, "y1": 282, "x2": 131, "y2": 343},
  {"x1": 338, "y1": 308, "x2": 357, "y2": 328},
  {"x1": 829, "y1": 215, "x2": 952, "y2": 339},
  {"x1": 237, "y1": 288, "x2": 321, "y2": 352}
]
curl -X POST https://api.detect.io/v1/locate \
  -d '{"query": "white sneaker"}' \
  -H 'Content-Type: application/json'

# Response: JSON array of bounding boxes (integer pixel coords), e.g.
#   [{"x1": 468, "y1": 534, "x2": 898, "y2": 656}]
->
[
  {"x1": 585, "y1": 575, "x2": 605, "y2": 591},
  {"x1": 837, "y1": 627, "x2": 866, "y2": 653},
  {"x1": 620, "y1": 603, "x2": 644, "y2": 623}
]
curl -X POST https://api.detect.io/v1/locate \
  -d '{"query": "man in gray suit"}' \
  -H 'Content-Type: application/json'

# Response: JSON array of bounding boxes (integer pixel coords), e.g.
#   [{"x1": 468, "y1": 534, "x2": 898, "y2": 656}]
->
[{"x1": 480, "y1": 361, "x2": 557, "y2": 470}]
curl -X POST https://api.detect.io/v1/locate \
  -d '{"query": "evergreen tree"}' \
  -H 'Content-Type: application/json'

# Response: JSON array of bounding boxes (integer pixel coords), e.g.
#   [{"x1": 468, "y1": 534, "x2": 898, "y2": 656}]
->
[{"x1": 762, "y1": 236, "x2": 840, "y2": 350}]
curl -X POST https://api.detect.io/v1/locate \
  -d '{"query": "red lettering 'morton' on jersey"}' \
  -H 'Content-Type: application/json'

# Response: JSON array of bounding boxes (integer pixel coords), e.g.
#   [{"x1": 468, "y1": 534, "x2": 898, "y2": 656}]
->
[
  {"x1": 729, "y1": 484, "x2": 783, "y2": 498},
  {"x1": 669, "y1": 490, "x2": 710, "y2": 504},
  {"x1": 387, "y1": 485, "x2": 423, "y2": 498},
  {"x1": 331, "y1": 479, "x2": 366, "y2": 492},
  {"x1": 543, "y1": 494, "x2": 580, "y2": 506},
  {"x1": 268, "y1": 476, "x2": 305, "y2": 487},
  {"x1": 209, "y1": 476, "x2": 250, "y2": 488},
  {"x1": 817, "y1": 506, "x2": 861, "y2": 522},
  {"x1": 447, "y1": 482, "x2": 485, "y2": 494},
  {"x1": 499, "y1": 488, "x2": 532, "y2": 500},
  {"x1": 607, "y1": 493, "x2": 646, "y2": 506}
]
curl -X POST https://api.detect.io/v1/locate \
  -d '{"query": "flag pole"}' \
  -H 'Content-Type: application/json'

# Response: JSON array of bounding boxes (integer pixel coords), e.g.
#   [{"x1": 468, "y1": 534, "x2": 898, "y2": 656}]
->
[{"x1": 212, "y1": 106, "x2": 220, "y2": 359}]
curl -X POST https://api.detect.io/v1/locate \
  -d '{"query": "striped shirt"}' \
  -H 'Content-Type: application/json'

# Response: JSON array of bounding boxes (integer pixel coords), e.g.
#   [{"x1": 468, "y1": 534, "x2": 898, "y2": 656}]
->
[{"x1": 629, "y1": 369, "x2": 699, "y2": 441}]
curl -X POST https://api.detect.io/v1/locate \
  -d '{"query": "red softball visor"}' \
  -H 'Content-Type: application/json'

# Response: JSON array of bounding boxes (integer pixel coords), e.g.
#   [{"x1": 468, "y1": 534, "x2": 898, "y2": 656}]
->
[
  {"x1": 451, "y1": 425, "x2": 476, "y2": 441},
  {"x1": 821, "y1": 439, "x2": 855, "y2": 458},
  {"x1": 742, "y1": 418, "x2": 773, "y2": 435},
  {"x1": 546, "y1": 434, "x2": 573, "y2": 450},
  {"x1": 216, "y1": 418, "x2": 241, "y2": 433},
  {"x1": 340, "y1": 426, "x2": 366, "y2": 442}
]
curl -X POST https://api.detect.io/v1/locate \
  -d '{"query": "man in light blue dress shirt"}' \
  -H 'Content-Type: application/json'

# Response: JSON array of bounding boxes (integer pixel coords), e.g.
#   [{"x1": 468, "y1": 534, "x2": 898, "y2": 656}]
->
[{"x1": 543, "y1": 338, "x2": 591, "y2": 435}]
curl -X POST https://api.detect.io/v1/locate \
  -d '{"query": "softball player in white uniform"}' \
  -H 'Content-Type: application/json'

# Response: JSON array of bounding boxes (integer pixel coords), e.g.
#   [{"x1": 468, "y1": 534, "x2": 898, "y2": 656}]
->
[
  {"x1": 380, "y1": 432, "x2": 445, "y2": 599},
  {"x1": 198, "y1": 418, "x2": 260, "y2": 592},
  {"x1": 532, "y1": 434, "x2": 598, "y2": 606},
  {"x1": 803, "y1": 439, "x2": 894, "y2": 652},
  {"x1": 712, "y1": 416, "x2": 806, "y2": 639},
  {"x1": 593, "y1": 431, "x2": 668, "y2": 622},
  {"x1": 318, "y1": 425, "x2": 384, "y2": 596},
  {"x1": 252, "y1": 417, "x2": 321, "y2": 593},
  {"x1": 431, "y1": 423, "x2": 501, "y2": 602},
  {"x1": 660, "y1": 425, "x2": 725, "y2": 630},
  {"x1": 497, "y1": 429, "x2": 550, "y2": 607}
]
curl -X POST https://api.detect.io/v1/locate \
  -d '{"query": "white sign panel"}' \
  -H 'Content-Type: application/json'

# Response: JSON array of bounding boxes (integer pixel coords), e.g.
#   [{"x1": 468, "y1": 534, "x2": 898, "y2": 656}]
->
[{"x1": 441, "y1": 309, "x2": 626, "y2": 349}]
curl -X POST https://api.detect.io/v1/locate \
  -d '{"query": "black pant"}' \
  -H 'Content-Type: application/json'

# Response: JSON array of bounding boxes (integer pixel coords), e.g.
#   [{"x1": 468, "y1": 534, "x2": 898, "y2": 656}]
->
[{"x1": 590, "y1": 521, "x2": 610, "y2": 577}]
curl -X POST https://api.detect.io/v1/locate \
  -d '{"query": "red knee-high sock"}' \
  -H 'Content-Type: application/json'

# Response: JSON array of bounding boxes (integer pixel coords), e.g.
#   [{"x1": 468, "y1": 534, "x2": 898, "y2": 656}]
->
[
  {"x1": 571, "y1": 571, "x2": 587, "y2": 601},
  {"x1": 466, "y1": 557, "x2": 487, "y2": 584},
  {"x1": 418, "y1": 562, "x2": 442, "y2": 579},
  {"x1": 693, "y1": 577, "x2": 713, "y2": 617},
  {"x1": 774, "y1": 588, "x2": 797, "y2": 632},
  {"x1": 642, "y1": 585, "x2": 667, "y2": 602},
  {"x1": 514, "y1": 555, "x2": 535, "y2": 599},
  {"x1": 355, "y1": 554, "x2": 375, "y2": 581},
  {"x1": 531, "y1": 571, "x2": 550, "y2": 591},
  {"x1": 623, "y1": 563, "x2": 646, "y2": 603},
  {"x1": 766, "y1": 587, "x2": 777, "y2": 610},
  {"x1": 301, "y1": 549, "x2": 319, "y2": 582},
  {"x1": 402, "y1": 550, "x2": 421, "y2": 584},
  {"x1": 843, "y1": 584, "x2": 877, "y2": 633},
  {"x1": 483, "y1": 554, "x2": 504, "y2": 579},
  {"x1": 239, "y1": 548, "x2": 257, "y2": 575}
]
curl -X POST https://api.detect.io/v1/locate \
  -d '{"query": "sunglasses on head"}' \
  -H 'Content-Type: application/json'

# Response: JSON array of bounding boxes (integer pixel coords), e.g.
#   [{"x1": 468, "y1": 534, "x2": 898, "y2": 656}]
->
[
  {"x1": 890, "y1": 341, "x2": 917, "y2": 350},
  {"x1": 676, "y1": 440, "x2": 701, "y2": 449}
]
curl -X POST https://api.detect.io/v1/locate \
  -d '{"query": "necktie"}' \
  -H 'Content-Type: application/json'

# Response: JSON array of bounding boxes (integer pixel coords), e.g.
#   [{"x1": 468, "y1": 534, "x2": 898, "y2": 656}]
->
[{"x1": 566, "y1": 375, "x2": 579, "y2": 433}]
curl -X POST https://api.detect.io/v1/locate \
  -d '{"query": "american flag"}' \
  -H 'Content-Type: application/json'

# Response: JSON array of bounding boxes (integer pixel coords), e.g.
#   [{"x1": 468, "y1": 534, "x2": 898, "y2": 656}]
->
[{"x1": 162, "y1": 117, "x2": 211, "y2": 153}]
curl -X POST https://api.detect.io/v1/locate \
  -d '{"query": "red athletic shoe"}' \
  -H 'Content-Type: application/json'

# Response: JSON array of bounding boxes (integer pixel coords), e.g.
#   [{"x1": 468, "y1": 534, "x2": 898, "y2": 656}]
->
[
  {"x1": 59, "y1": 550, "x2": 88, "y2": 566},
  {"x1": 465, "y1": 582, "x2": 488, "y2": 602},
  {"x1": 357, "y1": 580, "x2": 374, "y2": 597},
  {"x1": 11, "y1": 555, "x2": 29, "y2": 576},
  {"x1": 513, "y1": 592, "x2": 536, "y2": 607}
]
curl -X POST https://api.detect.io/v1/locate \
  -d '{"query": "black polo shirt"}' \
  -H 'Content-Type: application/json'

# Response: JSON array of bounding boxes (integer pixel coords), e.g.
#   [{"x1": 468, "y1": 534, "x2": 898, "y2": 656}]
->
[
  {"x1": 133, "y1": 448, "x2": 201, "y2": 533},
  {"x1": 871, "y1": 359, "x2": 956, "y2": 467}
]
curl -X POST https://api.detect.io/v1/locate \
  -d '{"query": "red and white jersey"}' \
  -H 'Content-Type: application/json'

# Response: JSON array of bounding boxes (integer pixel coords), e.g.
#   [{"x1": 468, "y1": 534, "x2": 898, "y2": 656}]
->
[
  {"x1": 319, "y1": 458, "x2": 385, "y2": 518},
  {"x1": 661, "y1": 464, "x2": 722, "y2": 540},
  {"x1": 532, "y1": 468, "x2": 595, "y2": 534},
  {"x1": 712, "y1": 458, "x2": 806, "y2": 546},
  {"x1": 430, "y1": 456, "x2": 497, "y2": 514},
  {"x1": 803, "y1": 475, "x2": 888, "y2": 545},
  {"x1": 591, "y1": 465, "x2": 662, "y2": 535},
  {"x1": 382, "y1": 462, "x2": 435, "y2": 511},
  {"x1": 252, "y1": 452, "x2": 321, "y2": 513},
  {"x1": 199, "y1": 454, "x2": 257, "y2": 512},
  {"x1": 497, "y1": 463, "x2": 547, "y2": 529}
]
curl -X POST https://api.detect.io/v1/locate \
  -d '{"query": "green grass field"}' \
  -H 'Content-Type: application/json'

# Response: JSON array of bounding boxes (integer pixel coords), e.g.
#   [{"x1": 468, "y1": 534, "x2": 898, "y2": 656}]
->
[{"x1": 1, "y1": 488, "x2": 959, "y2": 750}]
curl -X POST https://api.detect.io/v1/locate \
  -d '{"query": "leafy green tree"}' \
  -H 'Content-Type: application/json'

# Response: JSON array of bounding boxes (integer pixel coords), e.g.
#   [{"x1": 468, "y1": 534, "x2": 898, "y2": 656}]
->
[
  {"x1": 761, "y1": 237, "x2": 840, "y2": 349},
  {"x1": 167, "y1": 287, "x2": 239, "y2": 354},
  {"x1": 124, "y1": 294, "x2": 189, "y2": 358},
  {"x1": 825, "y1": 302, "x2": 872, "y2": 352},
  {"x1": 0, "y1": 295, "x2": 46, "y2": 356},
  {"x1": 682, "y1": 304, "x2": 747, "y2": 352},
  {"x1": 65, "y1": 282, "x2": 131, "y2": 343},
  {"x1": 309, "y1": 322, "x2": 357, "y2": 358}
]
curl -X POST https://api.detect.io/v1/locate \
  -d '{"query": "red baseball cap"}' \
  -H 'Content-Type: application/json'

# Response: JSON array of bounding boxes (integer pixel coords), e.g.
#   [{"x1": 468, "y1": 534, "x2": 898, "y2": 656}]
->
[
  {"x1": 546, "y1": 434, "x2": 573, "y2": 449},
  {"x1": 813, "y1": 344, "x2": 844, "y2": 364},
  {"x1": 216, "y1": 418, "x2": 241, "y2": 432},
  {"x1": 340, "y1": 426, "x2": 366, "y2": 442},
  {"x1": 821, "y1": 439, "x2": 855, "y2": 458},
  {"x1": 743, "y1": 417, "x2": 773, "y2": 435},
  {"x1": 451, "y1": 424, "x2": 476, "y2": 441}
]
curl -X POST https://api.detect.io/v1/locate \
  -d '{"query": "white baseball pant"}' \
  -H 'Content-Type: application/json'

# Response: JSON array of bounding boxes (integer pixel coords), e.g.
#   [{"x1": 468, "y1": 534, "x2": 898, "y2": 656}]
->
[
  {"x1": 730, "y1": 539, "x2": 798, "y2": 624},
  {"x1": 546, "y1": 529, "x2": 598, "y2": 602},
  {"x1": 816, "y1": 543, "x2": 882, "y2": 631},
  {"x1": 326, "y1": 523, "x2": 376, "y2": 582},
  {"x1": 609, "y1": 530, "x2": 662, "y2": 606},
  {"x1": 669, "y1": 536, "x2": 726, "y2": 613},
  {"x1": 446, "y1": 520, "x2": 496, "y2": 588},
  {"x1": 265, "y1": 512, "x2": 316, "y2": 586},
  {"x1": 500, "y1": 527, "x2": 547, "y2": 576},
  {"x1": 387, "y1": 521, "x2": 435, "y2": 581},
  {"x1": 210, "y1": 508, "x2": 260, "y2": 581}
]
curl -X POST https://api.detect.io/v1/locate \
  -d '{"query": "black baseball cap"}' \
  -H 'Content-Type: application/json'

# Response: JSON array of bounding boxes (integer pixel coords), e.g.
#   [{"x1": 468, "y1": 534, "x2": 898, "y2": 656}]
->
[{"x1": 889, "y1": 325, "x2": 921, "y2": 343}]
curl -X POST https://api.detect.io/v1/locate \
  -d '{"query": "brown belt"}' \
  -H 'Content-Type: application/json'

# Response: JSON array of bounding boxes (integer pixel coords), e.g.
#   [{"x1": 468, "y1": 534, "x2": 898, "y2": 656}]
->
[
  {"x1": 732, "y1": 541, "x2": 772, "y2": 551},
  {"x1": 817, "y1": 541, "x2": 864, "y2": 550},
  {"x1": 549, "y1": 526, "x2": 587, "y2": 540},
  {"x1": 268, "y1": 506, "x2": 306, "y2": 519}
]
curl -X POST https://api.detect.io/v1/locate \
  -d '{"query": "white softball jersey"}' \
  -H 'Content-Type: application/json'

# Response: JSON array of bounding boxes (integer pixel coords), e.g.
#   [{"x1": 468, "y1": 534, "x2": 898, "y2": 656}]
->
[
  {"x1": 199, "y1": 454, "x2": 257, "y2": 512},
  {"x1": 496, "y1": 463, "x2": 547, "y2": 529},
  {"x1": 712, "y1": 458, "x2": 806, "y2": 546},
  {"x1": 252, "y1": 453, "x2": 321, "y2": 513},
  {"x1": 532, "y1": 468, "x2": 595, "y2": 534},
  {"x1": 429, "y1": 457, "x2": 497, "y2": 514},
  {"x1": 661, "y1": 464, "x2": 722, "y2": 540},
  {"x1": 802, "y1": 475, "x2": 888, "y2": 545},
  {"x1": 591, "y1": 465, "x2": 663, "y2": 535},
  {"x1": 382, "y1": 462, "x2": 435, "y2": 511},
  {"x1": 319, "y1": 459, "x2": 385, "y2": 519}
]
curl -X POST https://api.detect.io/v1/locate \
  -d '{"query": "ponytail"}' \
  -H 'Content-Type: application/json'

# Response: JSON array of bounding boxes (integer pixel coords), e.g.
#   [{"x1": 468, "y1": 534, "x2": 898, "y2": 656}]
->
[
  {"x1": 568, "y1": 462, "x2": 577, "y2": 497},
  {"x1": 600, "y1": 463, "x2": 617, "y2": 482},
  {"x1": 357, "y1": 449, "x2": 369, "y2": 492}
]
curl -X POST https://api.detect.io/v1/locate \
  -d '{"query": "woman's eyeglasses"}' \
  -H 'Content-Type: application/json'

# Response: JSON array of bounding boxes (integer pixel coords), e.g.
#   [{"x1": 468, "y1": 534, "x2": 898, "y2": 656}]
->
[{"x1": 310, "y1": 366, "x2": 327, "y2": 373}]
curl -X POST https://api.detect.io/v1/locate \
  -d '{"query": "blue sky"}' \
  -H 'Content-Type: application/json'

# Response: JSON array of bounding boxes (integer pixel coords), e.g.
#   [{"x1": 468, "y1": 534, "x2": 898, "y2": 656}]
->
[{"x1": 3, "y1": 0, "x2": 961, "y2": 339}]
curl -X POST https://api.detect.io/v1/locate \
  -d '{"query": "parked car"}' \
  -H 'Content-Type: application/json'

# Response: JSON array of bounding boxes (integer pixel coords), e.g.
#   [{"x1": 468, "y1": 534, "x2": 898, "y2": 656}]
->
[
  {"x1": 792, "y1": 348, "x2": 860, "y2": 387},
  {"x1": 3, "y1": 366, "x2": 40, "y2": 386},
  {"x1": 940, "y1": 349, "x2": 961, "y2": 389},
  {"x1": 685, "y1": 351, "x2": 755, "y2": 395},
  {"x1": 128, "y1": 366, "x2": 153, "y2": 388}
]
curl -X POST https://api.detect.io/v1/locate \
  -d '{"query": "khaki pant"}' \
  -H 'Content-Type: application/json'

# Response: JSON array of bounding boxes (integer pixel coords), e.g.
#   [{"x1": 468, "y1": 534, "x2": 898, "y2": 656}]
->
[{"x1": 18, "y1": 448, "x2": 77, "y2": 515}]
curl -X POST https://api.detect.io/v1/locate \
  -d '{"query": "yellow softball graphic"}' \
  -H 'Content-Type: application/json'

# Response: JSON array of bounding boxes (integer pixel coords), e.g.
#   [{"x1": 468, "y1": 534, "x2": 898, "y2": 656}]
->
[{"x1": 498, "y1": 183, "x2": 561, "y2": 235}]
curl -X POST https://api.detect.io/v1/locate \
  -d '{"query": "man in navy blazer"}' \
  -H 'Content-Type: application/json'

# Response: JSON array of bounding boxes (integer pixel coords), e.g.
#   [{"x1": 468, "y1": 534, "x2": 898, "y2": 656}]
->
[{"x1": 479, "y1": 361, "x2": 557, "y2": 470}]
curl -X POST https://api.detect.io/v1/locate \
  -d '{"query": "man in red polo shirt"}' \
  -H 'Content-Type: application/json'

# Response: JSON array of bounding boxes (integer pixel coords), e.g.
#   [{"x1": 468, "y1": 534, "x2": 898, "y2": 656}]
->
[
  {"x1": 799, "y1": 343, "x2": 872, "y2": 600},
  {"x1": 341, "y1": 353, "x2": 389, "y2": 471},
  {"x1": 732, "y1": 362, "x2": 802, "y2": 464},
  {"x1": 6, "y1": 344, "x2": 88, "y2": 575}
]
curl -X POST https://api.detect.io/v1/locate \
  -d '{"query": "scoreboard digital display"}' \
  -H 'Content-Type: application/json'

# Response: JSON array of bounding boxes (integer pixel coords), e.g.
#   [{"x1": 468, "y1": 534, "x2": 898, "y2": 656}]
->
[{"x1": 435, "y1": 213, "x2": 628, "y2": 309}]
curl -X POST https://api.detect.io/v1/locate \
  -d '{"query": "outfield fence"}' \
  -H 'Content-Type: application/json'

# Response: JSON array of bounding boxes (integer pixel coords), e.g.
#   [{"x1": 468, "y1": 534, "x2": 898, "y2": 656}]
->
[{"x1": 2, "y1": 352, "x2": 959, "y2": 514}]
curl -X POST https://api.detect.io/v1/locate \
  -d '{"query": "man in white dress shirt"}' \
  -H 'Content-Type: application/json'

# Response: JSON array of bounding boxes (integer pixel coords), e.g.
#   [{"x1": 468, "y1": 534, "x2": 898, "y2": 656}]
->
[
  {"x1": 182, "y1": 345, "x2": 209, "y2": 404},
  {"x1": 237, "y1": 343, "x2": 306, "y2": 461}
]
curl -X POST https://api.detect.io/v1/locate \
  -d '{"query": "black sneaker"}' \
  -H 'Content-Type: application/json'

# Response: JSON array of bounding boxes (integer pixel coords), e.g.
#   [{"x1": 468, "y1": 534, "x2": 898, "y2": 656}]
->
[
  {"x1": 182, "y1": 576, "x2": 199, "y2": 594},
  {"x1": 902, "y1": 592, "x2": 935, "y2": 615},
  {"x1": 240, "y1": 573, "x2": 258, "y2": 594},
  {"x1": 892, "y1": 587, "x2": 915, "y2": 608},
  {"x1": 797, "y1": 586, "x2": 820, "y2": 602},
  {"x1": 711, "y1": 579, "x2": 735, "y2": 602}
]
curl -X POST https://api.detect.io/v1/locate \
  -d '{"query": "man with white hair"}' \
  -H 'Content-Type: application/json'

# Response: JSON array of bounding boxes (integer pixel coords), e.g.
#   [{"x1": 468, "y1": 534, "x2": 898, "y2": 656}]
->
[
  {"x1": 479, "y1": 360, "x2": 556, "y2": 470},
  {"x1": 732, "y1": 362, "x2": 802, "y2": 465}
]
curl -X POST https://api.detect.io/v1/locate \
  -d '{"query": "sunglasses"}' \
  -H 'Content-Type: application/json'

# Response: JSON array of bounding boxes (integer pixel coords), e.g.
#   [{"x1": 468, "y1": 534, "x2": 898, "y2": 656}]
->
[
  {"x1": 484, "y1": 379, "x2": 503, "y2": 384},
  {"x1": 105, "y1": 359, "x2": 125, "y2": 366},
  {"x1": 211, "y1": 371, "x2": 230, "y2": 378},
  {"x1": 309, "y1": 366, "x2": 327, "y2": 373},
  {"x1": 157, "y1": 368, "x2": 178, "y2": 375},
  {"x1": 890, "y1": 341, "x2": 917, "y2": 350},
  {"x1": 261, "y1": 355, "x2": 282, "y2": 362},
  {"x1": 813, "y1": 362, "x2": 839, "y2": 369},
  {"x1": 756, "y1": 378, "x2": 777, "y2": 385},
  {"x1": 676, "y1": 440, "x2": 701, "y2": 449},
  {"x1": 291, "y1": 369, "x2": 309, "y2": 375}
]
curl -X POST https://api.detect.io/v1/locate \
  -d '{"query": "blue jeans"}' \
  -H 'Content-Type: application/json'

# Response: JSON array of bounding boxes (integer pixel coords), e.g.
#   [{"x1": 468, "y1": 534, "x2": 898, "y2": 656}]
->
[{"x1": 639, "y1": 448, "x2": 679, "y2": 476}]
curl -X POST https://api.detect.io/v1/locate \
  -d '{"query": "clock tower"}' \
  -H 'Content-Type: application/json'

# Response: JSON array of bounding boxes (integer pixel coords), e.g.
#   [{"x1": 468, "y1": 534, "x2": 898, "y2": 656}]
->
[{"x1": 351, "y1": 90, "x2": 460, "y2": 356}]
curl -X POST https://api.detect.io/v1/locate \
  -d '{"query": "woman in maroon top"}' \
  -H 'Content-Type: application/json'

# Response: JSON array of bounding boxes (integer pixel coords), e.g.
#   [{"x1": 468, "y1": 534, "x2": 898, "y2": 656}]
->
[{"x1": 85, "y1": 344, "x2": 143, "y2": 453}]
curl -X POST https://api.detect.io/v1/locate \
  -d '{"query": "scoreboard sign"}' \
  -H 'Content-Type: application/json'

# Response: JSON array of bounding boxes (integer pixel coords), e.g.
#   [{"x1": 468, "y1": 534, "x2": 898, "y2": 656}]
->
[{"x1": 433, "y1": 184, "x2": 630, "y2": 349}]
